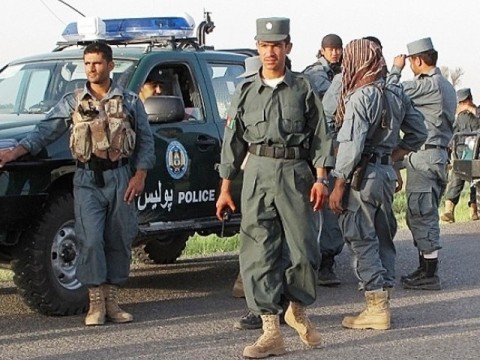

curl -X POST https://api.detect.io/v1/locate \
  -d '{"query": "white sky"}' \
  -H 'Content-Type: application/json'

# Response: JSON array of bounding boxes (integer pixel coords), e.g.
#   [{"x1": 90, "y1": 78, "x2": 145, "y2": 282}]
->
[{"x1": 1, "y1": 0, "x2": 479, "y2": 98}]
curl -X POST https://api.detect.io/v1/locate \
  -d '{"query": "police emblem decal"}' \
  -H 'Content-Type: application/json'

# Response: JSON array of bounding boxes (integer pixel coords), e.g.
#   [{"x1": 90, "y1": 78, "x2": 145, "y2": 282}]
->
[
  {"x1": 166, "y1": 141, "x2": 189, "y2": 179},
  {"x1": 266, "y1": 22, "x2": 273, "y2": 30}
]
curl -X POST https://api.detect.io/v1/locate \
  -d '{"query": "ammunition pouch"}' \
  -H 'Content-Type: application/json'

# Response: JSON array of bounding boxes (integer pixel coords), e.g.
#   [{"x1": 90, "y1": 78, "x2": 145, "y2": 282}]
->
[{"x1": 350, "y1": 154, "x2": 370, "y2": 191}]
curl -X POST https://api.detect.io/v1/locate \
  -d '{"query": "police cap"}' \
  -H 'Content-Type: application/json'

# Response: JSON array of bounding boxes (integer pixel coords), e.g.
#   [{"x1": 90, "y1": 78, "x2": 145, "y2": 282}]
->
[
  {"x1": 457, "y1": 88, "x2": 472, "y2": 102},
  {"x1": 407, "y1": 37, "x2": 435, "y2": 56},
  {"x1": 255, "y1": 17, "x2": 290, "y2": 42}
]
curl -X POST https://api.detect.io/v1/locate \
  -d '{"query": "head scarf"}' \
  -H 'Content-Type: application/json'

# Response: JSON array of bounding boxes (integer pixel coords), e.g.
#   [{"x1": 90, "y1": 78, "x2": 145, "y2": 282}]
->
[{"x1": 335, "y1": 39, "x2": 387, "y2": 128}]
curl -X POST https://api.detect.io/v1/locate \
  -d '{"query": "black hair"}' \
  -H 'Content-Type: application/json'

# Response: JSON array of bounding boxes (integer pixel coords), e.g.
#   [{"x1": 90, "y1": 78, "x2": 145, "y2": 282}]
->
[
  {"x1": 83, "y1": 42, "x2": 113, "y2": 62},
  {"x1": 414, "y1": 50, "x2": 438, "y2": 66}
]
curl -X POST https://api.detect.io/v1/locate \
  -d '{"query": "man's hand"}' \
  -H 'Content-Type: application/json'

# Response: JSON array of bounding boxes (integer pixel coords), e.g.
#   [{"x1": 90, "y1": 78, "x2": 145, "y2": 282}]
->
[
  {"x1": 395, "y1": 168, "x2": 403, "y2": 193},
  {"x1": 393, "y1": 54, "x2": 407, "y2": 70},
  {"x1": 310, "y1": 182, "x2": 328, "y2": 211},
  {"x1": 124, "y1": 169, "x2": 147, "y2": 204},
  {"x1": 0, "y1": 145, "x2": 28, "y2": 168},
  {"x1": 329, "y1": 178, "x2": 346, "y2": 215},
  {"x1": 216, "y1": 191, "x2": 236, "y2": 221},
  {"x1": 216, "y1": 179, "x2": 236, "y2": 221}
]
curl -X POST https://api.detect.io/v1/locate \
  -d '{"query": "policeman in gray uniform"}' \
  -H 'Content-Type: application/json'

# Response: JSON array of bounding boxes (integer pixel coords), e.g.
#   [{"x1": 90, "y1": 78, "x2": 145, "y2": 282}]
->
[
  {"x1": 302, "y1": 34, "x2": 344, "y2": 286},
  {"x1": 0, "y1": 42, "x2": 155, "y2": 325},
  {"x1": 441, "y1": 88, "x2": 480, "y2": 222},
  {"x1": 216, "y1": 17, "x2": 334, "y2": 358},
  {"x1": 303, "y1": 33, "x2": 343, "y2": 99},
  {"x1": 330, "y1": 38, "x2": 426, "y2": 330},
  {"x1": 389, "y1": 38, "x2": 456, "y2": 290}
]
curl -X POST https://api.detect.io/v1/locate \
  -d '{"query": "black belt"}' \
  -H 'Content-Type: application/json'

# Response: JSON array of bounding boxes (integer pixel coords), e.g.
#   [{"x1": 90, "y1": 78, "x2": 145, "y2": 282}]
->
[
  {"x1": 77, "y1": 157, "x2": 129, "y2": 171},
  {"x1": 248, "y1": 144, "x2": 309, "y2": 160},
  {"x1": 368, "y1": 154, "x2": 392, "y2": 165},
  {"x1": 423, "y1": 144, "x2": 447, "y2": 150}
]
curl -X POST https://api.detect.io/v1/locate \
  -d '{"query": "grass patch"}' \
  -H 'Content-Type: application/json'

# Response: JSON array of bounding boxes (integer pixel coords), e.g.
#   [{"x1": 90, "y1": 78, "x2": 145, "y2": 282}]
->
[{"x1": 182, "y1": 233, "x2": 239, "y2": 257}]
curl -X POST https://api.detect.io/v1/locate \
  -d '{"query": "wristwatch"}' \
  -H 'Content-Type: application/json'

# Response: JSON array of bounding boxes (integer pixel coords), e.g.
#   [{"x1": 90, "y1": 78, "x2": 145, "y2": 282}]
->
[{"x1": 316, "y1": 176, "x2": 329, "y2": 186}]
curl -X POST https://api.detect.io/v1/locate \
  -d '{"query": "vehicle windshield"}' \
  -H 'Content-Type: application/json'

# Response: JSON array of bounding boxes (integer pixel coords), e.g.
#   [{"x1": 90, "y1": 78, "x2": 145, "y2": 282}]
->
[{"x1": 0, "y1": 59, "x2": 136, "y2": 115}]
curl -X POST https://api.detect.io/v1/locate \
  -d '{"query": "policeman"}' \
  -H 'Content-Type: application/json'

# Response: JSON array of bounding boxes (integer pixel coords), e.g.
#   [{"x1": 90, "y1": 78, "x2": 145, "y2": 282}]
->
[
  {"x1": 329, "y1": 39, "x2": 426, "y2": 330},
  {"x1": 389, "y1": 37, "x2": 456, "y2": 290},
  {"x1": 0, "y1": 42, "x2": 155, "y2": 325},
  {"x1": 441, "y1": 88, "x2": 480, "y2": 222},
  {"x1": 302, "y1": 33, "x2": 343, "y2": 99},
  {"x1": 139, "y1": 75, "x2": 163, "y2": 102},
  {"x1": 216, "y1": 17, "x2": 334, "y2": 358}
]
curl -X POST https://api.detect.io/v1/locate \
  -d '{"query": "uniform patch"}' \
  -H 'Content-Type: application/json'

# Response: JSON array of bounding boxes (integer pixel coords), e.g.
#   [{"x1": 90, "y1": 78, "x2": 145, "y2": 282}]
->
[{"x1": 166, "y1": 141, "x2": 189, "y2": 179}]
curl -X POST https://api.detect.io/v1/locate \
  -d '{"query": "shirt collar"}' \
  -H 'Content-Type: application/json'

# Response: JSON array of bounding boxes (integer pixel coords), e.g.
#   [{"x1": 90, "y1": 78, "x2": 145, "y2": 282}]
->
[{"x1": 252, "y1": 68, "x2": 295, "y2": 93}]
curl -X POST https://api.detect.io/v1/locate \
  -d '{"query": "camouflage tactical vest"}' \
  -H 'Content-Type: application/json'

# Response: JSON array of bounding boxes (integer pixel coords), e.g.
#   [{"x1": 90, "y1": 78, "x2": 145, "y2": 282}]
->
[{"x1": 70, "y1": 95, "x2": 136, "y2": 163}]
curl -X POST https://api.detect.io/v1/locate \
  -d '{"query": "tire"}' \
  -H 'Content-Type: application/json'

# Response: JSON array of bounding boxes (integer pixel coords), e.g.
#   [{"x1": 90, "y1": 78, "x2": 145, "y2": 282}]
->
[
  {"x1": 135, "y1": 234, "x2": 189, "y2": 264},
  {"x1": 11, "y1": 191, "x2": 87, "y2": 316}
]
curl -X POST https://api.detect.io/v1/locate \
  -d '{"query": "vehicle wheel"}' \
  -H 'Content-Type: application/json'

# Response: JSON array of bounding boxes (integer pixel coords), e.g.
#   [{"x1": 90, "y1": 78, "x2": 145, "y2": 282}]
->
[
  {"x1": 11, "y1": 191, "x2": 87, "y2": 316},
  {"x1": 138, "y1": 234, "x2": 189, "y2": 264}
]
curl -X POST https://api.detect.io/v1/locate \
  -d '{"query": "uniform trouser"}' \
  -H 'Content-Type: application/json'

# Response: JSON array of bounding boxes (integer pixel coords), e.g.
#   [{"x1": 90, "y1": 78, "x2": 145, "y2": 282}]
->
[
  {"x1": 338, "y1": 165, "x2": 397, "y2": 291},
  {"x1": 239, "y1": 155, "x2": 319, "y2": 315},
  {"x1": 319, "y1": 173, "x2": 344, "y2": 257},
  {"x1": 405, "y1": 150, "x2": 447, "y2": 253},
  {"x1": 445, "y1": 170, "x2": 476, "y2": 206},
  {"x1": 73, "y1": 165, "x2": 138, "y2": 286}
]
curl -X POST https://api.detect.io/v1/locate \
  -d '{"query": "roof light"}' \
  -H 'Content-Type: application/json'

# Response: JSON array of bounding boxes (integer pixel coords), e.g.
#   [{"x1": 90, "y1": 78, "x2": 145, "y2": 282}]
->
[{"x1": 62, "y1": 15, "x2": 195, "y2": 42}]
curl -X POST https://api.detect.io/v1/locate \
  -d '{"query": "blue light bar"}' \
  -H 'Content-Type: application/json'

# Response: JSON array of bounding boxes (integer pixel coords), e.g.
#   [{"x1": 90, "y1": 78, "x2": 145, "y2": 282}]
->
[{"x1": 62, "y1": 16, "x2": 195, "y2": 42}]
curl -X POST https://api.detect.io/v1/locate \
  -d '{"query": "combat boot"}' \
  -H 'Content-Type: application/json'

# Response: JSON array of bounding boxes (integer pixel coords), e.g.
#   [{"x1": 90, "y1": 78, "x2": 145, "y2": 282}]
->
[
  {"x1": 102, "y1": 284, "x2": 133, "y2": 323},
  {"x1": 85, "y1": 286, "x2": 106, "y2": 326},
  {"x1": 440, "y1": 200, "x2": 456, "y2": 223},
  {"x1": 342, "y1": 290, "x2": 390, "y2": 330},
  {"x1": 234, "y1": 311, "x2": 262, "y2": 330},
  {"x1": 284, "y1": 302, "x2": 322, "y2": 347},
  {"x1": 470, "y1": 203, "x2": 479, "y2": 221},
  {"x1": 317, "y1": 254, "x2": 341, "y2": 286},
  {"x1": 402, "y1": 258, "x2": 441, "y2": 290},
  {"x1": 243, "y1": 315, "x2": 285, "y2": 359},
  {"x1": 231, "y1": 272, "x2": 245, "y2": 298},
  {"x1": 401, "y1": 253, "x2": 424, "y2": 282}
]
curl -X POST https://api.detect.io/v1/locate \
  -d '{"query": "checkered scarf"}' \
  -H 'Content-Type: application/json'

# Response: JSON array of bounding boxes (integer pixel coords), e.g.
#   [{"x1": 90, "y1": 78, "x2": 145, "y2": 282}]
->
[{"x1": 335, "y1": 39, "x2": 387, "y2": 128}]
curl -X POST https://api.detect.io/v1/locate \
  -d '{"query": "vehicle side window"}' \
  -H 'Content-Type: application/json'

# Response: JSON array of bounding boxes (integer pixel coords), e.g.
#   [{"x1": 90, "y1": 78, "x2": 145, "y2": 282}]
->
[
  {"x1": 207, "y1": 63, "x2": 244, "y2": 119},
  {"x1": 144, "y1": 64, "x2": 205, "y2": 122}
]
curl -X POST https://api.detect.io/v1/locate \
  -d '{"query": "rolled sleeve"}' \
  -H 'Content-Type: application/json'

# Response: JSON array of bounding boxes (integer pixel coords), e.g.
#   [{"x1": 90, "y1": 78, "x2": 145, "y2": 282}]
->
[
  {"x1": 19, "y1": 94, "x2": 75, "y2": 155},
  {"x1": 130, "y1": 98, "x2": 155, "y2": 170}
]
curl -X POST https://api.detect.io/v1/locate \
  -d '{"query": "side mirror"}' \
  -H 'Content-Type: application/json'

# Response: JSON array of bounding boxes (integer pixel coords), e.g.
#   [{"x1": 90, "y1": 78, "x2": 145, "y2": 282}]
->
[{"x1": 144, "y1": 95, "x2": 185, "y2": 123}]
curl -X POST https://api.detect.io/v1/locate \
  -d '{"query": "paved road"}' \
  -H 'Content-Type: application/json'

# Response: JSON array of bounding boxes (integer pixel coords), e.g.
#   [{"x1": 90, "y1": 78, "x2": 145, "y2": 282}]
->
[{"x1": 1, "y1": 221, "x2": 480, "y2": 359}]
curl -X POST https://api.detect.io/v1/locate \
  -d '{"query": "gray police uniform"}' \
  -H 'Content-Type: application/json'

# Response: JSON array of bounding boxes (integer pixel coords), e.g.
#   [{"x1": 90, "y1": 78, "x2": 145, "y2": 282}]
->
[
  {"x1": 389, "y1": 66, "x2": 456, "y2": 254},
  {"x1": 318, "y1": 73, "x2": 344, "y2": 260},
  {"x1": 445, "y1": 109, "x2": 480, "y2": 205},
  {"x1": 302, "y1": 57, "x2": 337, "y2": 99},
  {"x1": 332, "y1": 81, "x2": 426, "y2": 290},
  {"x1": 219, "y1": 70, "x2": 334, "y2": 314},
  {"x1": 20, "y1": 82, "x2": 155, "y2": 286}
]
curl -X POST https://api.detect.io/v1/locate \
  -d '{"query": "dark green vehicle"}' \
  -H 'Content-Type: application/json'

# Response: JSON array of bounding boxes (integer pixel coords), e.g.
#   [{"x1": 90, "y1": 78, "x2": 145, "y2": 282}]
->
[
  {"x1": 452, "y1": 130, "x2": 480, "y2": 205},
  {"x1": 0, "y1": 15, "x2": 245, "y2": 316}
]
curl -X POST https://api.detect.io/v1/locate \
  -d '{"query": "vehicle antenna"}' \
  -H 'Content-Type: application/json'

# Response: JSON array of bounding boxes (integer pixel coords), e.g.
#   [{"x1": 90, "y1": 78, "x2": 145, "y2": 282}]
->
[{"x1": 57, "y1": 0, "x2": 86, "y2": 17}]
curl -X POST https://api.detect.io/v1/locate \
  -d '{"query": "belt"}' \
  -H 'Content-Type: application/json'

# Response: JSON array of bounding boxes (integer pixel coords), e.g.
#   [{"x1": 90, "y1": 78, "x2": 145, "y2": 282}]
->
[
  {"x1": 248, "y1": 144, "x2": 309, "y2": 160},
  {"x1": 77, "y1": 157, "x2": 129, "y2": 171},
  {"x1": 422, "y1": 144, "x2": 447, "y2": 150},
  {"x1": 368, "y1": 154, "x2": 392, "y2": 165}
]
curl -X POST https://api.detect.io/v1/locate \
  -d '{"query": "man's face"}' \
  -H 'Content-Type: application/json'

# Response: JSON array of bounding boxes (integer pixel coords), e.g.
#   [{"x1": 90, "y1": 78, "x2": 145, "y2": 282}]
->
[
  {"x1": 140, "y1": 81, "x2": 163, "y2": 101},
  {"x1": 321, "y1": 47, "x2": 343, "y2": 64},
  {"x1": 83, "y1": 52, "x2": 114, "y2": 85},
  {"x1": 256, "y1": 40, "x2": 292, "y2": 73}
]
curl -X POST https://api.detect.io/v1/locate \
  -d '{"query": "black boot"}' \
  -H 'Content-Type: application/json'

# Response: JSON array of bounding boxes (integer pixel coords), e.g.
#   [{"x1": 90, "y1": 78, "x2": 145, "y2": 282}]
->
[
  {"x1": 234, "y1": 311, "x2": 262, "y2": 330},
  {"x1": 318, "y1": 254, "x2": 341, "y2": 286},
  {"x1": 401, "y1": 253, "x2": 424, "y2": 281},
  {"x1": 402, "y1": 258, "x2": 441, "y2": 290}
]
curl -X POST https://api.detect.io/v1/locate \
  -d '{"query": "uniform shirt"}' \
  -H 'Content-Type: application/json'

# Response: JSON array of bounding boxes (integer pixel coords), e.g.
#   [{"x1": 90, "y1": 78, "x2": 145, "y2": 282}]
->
[
  {"x1": 453, "y1": 110, "x2": 480, "y2": 133},
  {"x1": 322, "y1": 73, "x2": 342, "y2": 133},
  {"x1": 20, "y1": 81, "x2": 155, "y2": 171},
  {"x1": 302, "y1": 57, "x2": 337, "y2": 98},
  {"x1": 388, "y1": 66, "x2": 456, "y2": 147},
  {"x1": 219, "y1": 69, "x2": 334, "y2": 180},
  {"x1": 332, "y1": 80, "x2": 427, "y2": 180}
]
